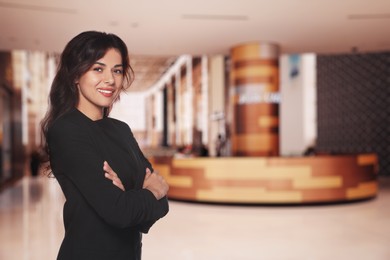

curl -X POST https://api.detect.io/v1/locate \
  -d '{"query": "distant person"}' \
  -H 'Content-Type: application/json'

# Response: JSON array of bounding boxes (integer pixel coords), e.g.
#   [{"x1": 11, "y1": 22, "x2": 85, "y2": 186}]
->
[
  {"x1": 215, "y1": 134, "x2": 225, "y2": 157},
  {"x1": 199, "y1": 144, "x2": 209, "y2": 157},
  {"x1": 29, "y1": 150, "x2": 40, "y2": 177},
  {"x1": 40, "y1": 31, "x2": 169, "y2": 260},
  {"x1": 303, "y1": 146, "x2": 316, "y2": 156}
]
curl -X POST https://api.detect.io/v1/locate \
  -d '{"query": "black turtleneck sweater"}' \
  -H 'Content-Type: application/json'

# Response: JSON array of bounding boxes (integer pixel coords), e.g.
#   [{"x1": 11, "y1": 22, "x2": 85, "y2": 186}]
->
[{"x1": 48, "y1": 108, "x2": 168, "y2": 260}]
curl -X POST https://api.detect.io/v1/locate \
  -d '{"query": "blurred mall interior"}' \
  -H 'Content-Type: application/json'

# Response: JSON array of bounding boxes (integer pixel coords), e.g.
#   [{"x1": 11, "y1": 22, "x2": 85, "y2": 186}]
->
[{"x1": 1, "y1": 0, "x2": 390, "y2": 259}]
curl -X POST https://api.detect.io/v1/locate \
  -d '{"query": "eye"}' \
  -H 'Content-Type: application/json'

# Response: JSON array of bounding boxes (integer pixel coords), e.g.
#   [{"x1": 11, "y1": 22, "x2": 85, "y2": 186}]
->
[
  {"x1": 113, "y1": 69, "x2": 124, "y2": 75},
  {"x1": 93, "y1": 67, "x2": 103, "y2": 72}
]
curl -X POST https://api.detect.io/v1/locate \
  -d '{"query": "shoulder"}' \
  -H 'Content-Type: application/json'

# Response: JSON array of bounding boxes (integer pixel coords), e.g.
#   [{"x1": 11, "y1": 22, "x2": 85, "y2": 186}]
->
[
  {"x1": 106, "y1": 117, "x2": 132, "y2": 132},
  {"x1": 107, "y1": 117, "x2": 127, "y2": 127},
  {"x1": 48, "y1": 109, "x2": 89, "y2": 138}
]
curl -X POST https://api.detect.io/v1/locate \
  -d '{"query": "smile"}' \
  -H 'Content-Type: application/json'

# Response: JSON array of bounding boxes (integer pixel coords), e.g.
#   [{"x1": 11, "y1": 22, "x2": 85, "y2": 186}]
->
[
  {"x1": 97, "y1": 89, "x2": 114, "y2": 94},
  {"x1": 97, "y1": 88, "x2": 115, "y2": 97}
]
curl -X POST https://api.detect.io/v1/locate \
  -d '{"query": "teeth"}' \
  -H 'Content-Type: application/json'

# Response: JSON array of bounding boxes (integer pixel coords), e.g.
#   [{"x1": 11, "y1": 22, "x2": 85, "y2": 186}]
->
[{"x1": 98, "y1": 89, "x2": 113, "y2": 94}]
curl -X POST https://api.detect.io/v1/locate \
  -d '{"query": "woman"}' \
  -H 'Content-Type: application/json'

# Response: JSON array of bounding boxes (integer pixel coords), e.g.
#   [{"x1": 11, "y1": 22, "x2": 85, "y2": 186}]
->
[{"x1": 41, "y1": 31, "x2": 169, "y2": 260}]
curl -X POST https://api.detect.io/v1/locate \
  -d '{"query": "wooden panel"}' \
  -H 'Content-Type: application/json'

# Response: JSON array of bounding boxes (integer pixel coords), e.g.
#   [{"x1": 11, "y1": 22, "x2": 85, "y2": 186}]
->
[
  {"x1": 234, "y1": 120, "x2": 278, "y2": 134},
  {"x1": 301, "y1": 189, "x2": 347, "y2": 202},
  {"x1": 233, "y1": 103, "x2": 279, "y2": 134},
  {"x1": 231, "y1": 43, "x2": 279, "y2": 60},
  {"x1": 233, "y1": 103, "x2": 279, "y2": 116},
  {"x1": 233, "y1": 59, "x2": 279, "y2": 68},
  {"x1": 199, "y1": 179, "x2": 294, "y2": 190},
  {"x1": 357, "y1": 154, "x2": 378, "y2": 165},
  {"x1": 357, "y1": 154, "x2": 379, "y2": 172},
  {"x1": 292, "y1": 176, "x2": 342, "y2": 189},
  {"x1": 197, "y1": 188, "x2": 302, "y2": 203},
  {"x1": 231, "y1": 44, "x2": 261, "y2": 60},
  {"x1": 346, "y1": 182, "x2": 378, "y2": 199},
  {"x1": 232, "y1": 66, "x2": 279, "y2": 80},
  {"x1": 258, "y1": 116, "x2": 279, "y2": 128},
  {"x1": 231, "y1": 134, "x2": 279, "y2": 152},
  {"x1": 168, "y1": 187, "x2": 197, "y2": 200},
  {"x1": 152, "y1": 164, "x2": 193, "y2": 188},
  {"x1": 167, "y1": 175, "x2": 193, "y2": 188}
]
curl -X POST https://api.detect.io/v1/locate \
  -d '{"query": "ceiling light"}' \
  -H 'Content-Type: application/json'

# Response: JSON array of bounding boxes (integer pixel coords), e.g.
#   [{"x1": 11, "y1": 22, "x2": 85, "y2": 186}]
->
[
  {"x1": 182, "y1": 14, "x2": 248, "y2": 21},
  {"x1": 347, "y1": 13, "x2": 390, "y2": 20}
]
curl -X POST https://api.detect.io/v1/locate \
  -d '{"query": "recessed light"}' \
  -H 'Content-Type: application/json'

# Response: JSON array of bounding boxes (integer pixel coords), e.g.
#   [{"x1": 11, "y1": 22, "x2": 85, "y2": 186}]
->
[
  {"x1": 108, "y1": 21, "x2": 119, "y2": 27},
  {"x1": 182, "y1": 14, "x2": 248, "y2": 21},
  {"x1": 130, "y1": 22, "x2": 139, "y2": 28},
  {"x1": 347, "y1": 13, "x2": 390, "y2": 20},
  {"x1": 0, "y1": 2, "x2": 76, "y2": 14}
]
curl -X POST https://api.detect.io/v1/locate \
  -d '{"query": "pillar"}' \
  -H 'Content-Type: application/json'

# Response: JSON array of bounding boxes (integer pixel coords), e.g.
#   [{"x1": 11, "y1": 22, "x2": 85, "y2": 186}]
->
[{"x1": 230, "y1": 43, "x2": 280, "y2": 156}]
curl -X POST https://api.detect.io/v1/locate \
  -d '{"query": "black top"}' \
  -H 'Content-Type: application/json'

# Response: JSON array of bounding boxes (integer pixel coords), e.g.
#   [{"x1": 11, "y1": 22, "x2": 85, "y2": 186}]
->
[{"x1": 48, "y1": 108, "x2": 169, "y2": 260}]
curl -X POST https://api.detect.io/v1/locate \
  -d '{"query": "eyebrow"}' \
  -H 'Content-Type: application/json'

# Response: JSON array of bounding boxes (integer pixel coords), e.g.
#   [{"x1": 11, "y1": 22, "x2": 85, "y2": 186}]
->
[{"x1": 94, "y1": 62, "x2": 123, "y2": 67}]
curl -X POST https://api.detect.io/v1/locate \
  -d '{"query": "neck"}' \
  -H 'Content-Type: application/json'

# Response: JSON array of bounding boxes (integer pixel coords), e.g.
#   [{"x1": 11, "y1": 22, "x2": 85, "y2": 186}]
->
[{"x1": 76, "y1": 105, "x2": 104, "y2": 121}]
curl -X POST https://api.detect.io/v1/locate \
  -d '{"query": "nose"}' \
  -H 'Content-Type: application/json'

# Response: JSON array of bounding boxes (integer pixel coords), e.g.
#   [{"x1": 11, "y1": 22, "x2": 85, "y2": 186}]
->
[
  {"x1": 104, "y1": 78, "x2": 114, "y2": 85},
  {"x1": 104, "y1": 72, "x2": 114, "y2": 85}
]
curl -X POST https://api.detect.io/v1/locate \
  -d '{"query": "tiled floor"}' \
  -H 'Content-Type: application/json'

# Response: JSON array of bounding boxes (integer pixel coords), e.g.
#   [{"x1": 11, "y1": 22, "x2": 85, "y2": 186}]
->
[{"x1": 1, "y1": 176, "x2": 390, "y2": 260}]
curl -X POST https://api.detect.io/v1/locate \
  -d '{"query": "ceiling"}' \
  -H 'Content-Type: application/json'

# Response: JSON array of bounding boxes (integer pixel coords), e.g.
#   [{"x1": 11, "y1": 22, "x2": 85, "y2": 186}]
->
[
  {"x1": 1, "y1": 0, "x2": 389, "y2": 91},
  {"x1": 128, "y1": 55, "x2": 176, "y2": 91}
]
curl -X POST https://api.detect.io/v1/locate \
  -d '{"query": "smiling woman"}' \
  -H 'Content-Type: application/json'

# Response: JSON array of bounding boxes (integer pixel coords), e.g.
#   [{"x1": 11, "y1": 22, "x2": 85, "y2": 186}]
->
[{"x1": 39, "y1": 31, "x2": 169, "y2": 260}]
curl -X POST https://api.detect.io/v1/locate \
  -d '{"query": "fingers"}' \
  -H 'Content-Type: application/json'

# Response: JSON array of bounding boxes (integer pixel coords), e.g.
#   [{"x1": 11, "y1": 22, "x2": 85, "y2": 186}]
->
[
  {"x1": 145, "y1": 168, "x2": 152, "y2": 178},
  {"x1": 103, "y1": 161, "x2": 125, "y2": 191},
  {"x1": 104, "y1": 161, "x2": 117, "y2": 177},
  {"x1": 143, "y1": 168, "x2": 169, "y2": 200},
  {"x1": 143, "y1": 168, "x2": 152, "y2": 188},
  {"x1": 111, "y1": 179, "x2": 125, "y2": 191}
]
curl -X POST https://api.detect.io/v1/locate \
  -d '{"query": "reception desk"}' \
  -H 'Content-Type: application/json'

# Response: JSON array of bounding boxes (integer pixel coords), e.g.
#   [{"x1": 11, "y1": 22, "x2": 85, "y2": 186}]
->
[{"x1": 149, "y1": 153, "x2": 378, "y2": 204}]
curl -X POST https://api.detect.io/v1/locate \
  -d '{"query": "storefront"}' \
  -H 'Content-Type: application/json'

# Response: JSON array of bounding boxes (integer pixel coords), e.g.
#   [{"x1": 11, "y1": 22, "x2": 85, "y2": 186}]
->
[{"x1": 0, "y1": 83, "x2": 12, "y2": 184}]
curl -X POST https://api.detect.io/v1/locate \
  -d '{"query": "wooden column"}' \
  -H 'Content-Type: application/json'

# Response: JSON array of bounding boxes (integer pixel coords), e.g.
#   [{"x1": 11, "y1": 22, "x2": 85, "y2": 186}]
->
[{"x1": 230, "y1": 43, "x2": 280, "y2": 156}]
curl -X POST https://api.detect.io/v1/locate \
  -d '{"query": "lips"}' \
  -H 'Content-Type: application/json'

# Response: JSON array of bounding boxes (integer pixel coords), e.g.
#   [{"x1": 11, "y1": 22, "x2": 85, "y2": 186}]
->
[{"x1": 97, "y1": 88, "x2": 115, "y2": 97}]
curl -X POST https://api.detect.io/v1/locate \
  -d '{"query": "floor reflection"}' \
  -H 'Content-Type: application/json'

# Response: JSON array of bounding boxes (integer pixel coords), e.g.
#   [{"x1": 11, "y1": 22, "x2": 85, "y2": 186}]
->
[
  {"x1": 0, "y1": 177, "x2": 64, "y2": 260},
  {"x1": 1, "y1": 176, "x2": 390, "y2": 260}
]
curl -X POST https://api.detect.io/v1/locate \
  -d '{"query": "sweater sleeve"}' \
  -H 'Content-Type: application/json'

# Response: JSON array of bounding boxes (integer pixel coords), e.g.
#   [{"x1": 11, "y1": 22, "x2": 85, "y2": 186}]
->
[
  {"x1": 125, "y1": 123, "x2": 170, "y2": 233},
  {"x1": 48, "y1": 119, "x2": 168, "y2": 229}
]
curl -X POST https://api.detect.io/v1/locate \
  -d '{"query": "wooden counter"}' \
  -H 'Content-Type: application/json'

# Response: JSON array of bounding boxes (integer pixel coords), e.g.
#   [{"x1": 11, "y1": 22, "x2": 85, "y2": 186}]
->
[{"x1": 149, "y1": 154, "x2": 378, "y2": 204}]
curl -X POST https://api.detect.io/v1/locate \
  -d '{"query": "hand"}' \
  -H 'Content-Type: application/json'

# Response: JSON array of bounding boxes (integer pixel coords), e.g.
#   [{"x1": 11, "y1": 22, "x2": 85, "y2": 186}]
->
[
  {"x1": 103, "y1": 161, "x2": 125, "y2": 191},
  {"x1": 143, "y1": 168, "x2": 169, "y2": 200}
]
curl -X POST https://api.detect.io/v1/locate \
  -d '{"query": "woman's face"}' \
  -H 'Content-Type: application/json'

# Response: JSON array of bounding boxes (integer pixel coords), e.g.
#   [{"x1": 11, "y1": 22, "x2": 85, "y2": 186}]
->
[{"x1": 76, "y1": 48, "x2": 124, "y2": 120}]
